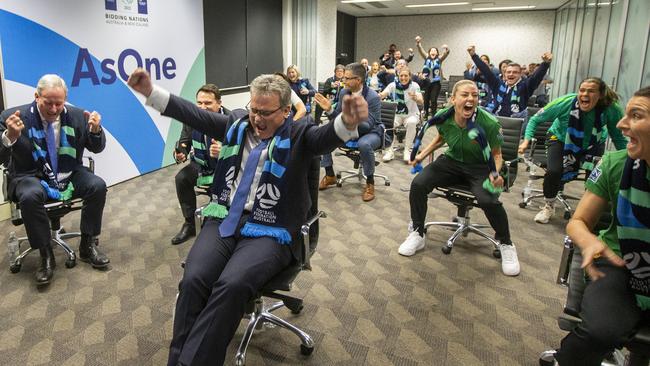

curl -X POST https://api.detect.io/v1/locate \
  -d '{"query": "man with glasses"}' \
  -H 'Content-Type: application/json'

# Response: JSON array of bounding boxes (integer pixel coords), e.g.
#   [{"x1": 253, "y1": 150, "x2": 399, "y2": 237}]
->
[
  {"x1": 315, "y1": 62, "x2": 383, "y2": 201},
  {"x1": 128, "y1": 68, "x2": 367, "y2": 366}
]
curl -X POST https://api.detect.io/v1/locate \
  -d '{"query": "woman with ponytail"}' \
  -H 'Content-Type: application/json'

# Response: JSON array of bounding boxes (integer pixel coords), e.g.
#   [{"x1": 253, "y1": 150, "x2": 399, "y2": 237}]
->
[
  {"x1": 544, "y1": 86, "x2": 650, "y2": 366},
  {"x1": 415, "y1": 35, "x2": 449, "y2": 119},
  {"x1": 519, "y1": 77, "x2": 628, "y2": 224},
  {"x1": 398, "y1": 80, "x2": 520, "y2": 277},
  {"x1": 286, "y1": 64, "x2": 316, "y2": 115}
]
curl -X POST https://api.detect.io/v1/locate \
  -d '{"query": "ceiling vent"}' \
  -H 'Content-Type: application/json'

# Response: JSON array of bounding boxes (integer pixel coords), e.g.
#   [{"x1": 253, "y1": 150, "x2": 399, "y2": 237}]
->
[{"x1": 368, "y1": 2, "x2": 389, "y2": 8}]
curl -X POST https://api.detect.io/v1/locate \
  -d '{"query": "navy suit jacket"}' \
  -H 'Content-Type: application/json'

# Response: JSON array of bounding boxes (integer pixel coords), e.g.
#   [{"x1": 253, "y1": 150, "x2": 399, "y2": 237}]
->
[
  {"x1": 328, "y1": 85, "x2": 383, "y2": 137},
  {"x1": 0, "y1": 103, "x2": 106, "y2": 197},
  {"x1": 161, "y1": 94, "x2": 346, "y2": 259}
]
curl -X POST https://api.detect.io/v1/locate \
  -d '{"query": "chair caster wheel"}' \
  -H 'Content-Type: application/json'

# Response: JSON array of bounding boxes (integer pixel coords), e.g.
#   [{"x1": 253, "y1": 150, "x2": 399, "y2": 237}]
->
[
  {"x1": 235, "y1": 355, "x2": 245, "y2": 366},
  {"x1": 493, "y1": 249, "x2": 501, "y2": 258},
  {"x1": 10, "y1": 263, "x2": 21, "y2": 273},
  {"x1": 336, "y1": 182, "x2": 342, "y2": 187},
  {"x1": 65, "y1": 259, "x2": 76, "y2": 268},
  {"x1": 441, "y1": 246, "x2": 452, "y2": 254},
  {"x1": 59, "y1": 228, "x2": 66, "y2": 234},
  {"x1": 290, "y1": 304, "x2": 303, "y2": 315},
  {"x1": 385, "y1": 181, "x2": 390, "y2": 186},
  {"x1": 563, "y1": 211, "x2": 572, "y2": 219},
  {"x1": 300, "y1": 344, "x2": 314, "y2": 356},
  {"x1": 519, "y1": 202, "x2": 527, "y2": 208},
  {"x1": 336, "y1": 173, "x2": 341, "y2": 179}
]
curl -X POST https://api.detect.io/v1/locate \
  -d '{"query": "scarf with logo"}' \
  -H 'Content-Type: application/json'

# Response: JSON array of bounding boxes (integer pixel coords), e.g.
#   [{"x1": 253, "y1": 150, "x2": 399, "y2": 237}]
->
[
  {"x1": 616, "y1": 157, "x2": 650, "y2": 298},
  {"x1": 24, "y1": 101, "x2": 77, "y2": 200},
  {"x1": 201, "y1": 115, "x2": 293, "y2": 244},
  {"x1": 410, "y1": 107, "x2": 502, "y2": 194},
  {"x1": 422, "y1": 57, "x2": 441, "y2": 83},
  {"x1": 562, "y1": 97, "x2": 603, "y2": 181}
]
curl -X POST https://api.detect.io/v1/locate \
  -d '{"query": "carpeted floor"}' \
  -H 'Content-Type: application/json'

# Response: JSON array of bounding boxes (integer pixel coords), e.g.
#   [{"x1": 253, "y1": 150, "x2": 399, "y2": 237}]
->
[{"x1": 0, "y1": 149, "x2": 581, "y2": 365}]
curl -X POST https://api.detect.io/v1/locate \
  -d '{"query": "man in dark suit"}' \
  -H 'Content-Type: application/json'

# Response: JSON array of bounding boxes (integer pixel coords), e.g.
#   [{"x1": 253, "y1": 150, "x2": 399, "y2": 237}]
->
[
  {"x1": 316, "y1": 62, "x2": 383, "y2": 202},
  {"x1": 128, "y1": 68, "x2": 366, "y2": 366},
  {"x1": 171, "y1": 84, "x2": 230, "y2": 245},
  {"x1": 0, "y1": 74, "x2": 109, "y2": 285}
]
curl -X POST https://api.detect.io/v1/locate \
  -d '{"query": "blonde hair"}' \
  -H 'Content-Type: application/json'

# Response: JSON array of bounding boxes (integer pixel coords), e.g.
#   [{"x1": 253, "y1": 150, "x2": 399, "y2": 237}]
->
[
  {"x1": 286, "y1": 64, "x2": 301, "y2": 78},
  {"x1": 445, "y1": 80, "x2": 477, "y2": 107}
]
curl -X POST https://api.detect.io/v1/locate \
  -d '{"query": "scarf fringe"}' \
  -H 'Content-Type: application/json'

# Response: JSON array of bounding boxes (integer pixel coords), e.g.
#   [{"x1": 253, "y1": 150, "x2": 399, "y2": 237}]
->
[
  {"x1": 202, "y1": 202, "x2": 228, "y2": 219},
  {"x1": 40, "y1": 180, "x2": 74, "y2": 201},
  {"x1": 241, "y1": 222, "x2": 292, "y2": 245}
]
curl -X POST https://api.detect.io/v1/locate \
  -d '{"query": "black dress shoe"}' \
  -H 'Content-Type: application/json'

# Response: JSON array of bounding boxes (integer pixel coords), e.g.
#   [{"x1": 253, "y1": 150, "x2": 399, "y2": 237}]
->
[
  {"x1": 35, "y1": 246, "x2": 56, "y2": 285},
  {"x1": 171, "y1": 222, "x2": 196, "y2": 245},
  {"x1": 79, "y1": 235, "x2": 110, "y2": 269}
]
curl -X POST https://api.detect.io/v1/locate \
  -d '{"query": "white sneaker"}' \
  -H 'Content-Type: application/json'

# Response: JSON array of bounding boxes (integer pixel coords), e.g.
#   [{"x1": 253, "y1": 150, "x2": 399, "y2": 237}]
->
[
  {"x1": 499, "y1": 243, "x2": 520, "y2": 276},
  {"x1": 382, "y1": 148, "x2": 394, "y2": 162},
  {"x1": 398, "y1": 231, "x2": 425, "y2": 256},
  {"x1": 403, "y1": 148, "x2": 411, "y2": 162},
  {"x1": 534, "y1": 203, "x2": 555, "y2": 224}
]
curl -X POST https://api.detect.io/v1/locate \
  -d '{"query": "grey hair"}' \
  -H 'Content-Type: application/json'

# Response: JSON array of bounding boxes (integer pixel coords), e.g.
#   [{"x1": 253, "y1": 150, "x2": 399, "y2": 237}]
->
[
  {"x1": 36, "y1": 74, "x2": 67, "y2": 96},
  {"x1": 345, "y1": 62, "x2": 366, "y2": 80},
  {"x1": 250, "y1": 74, "x2": 292, "y2": 107}
]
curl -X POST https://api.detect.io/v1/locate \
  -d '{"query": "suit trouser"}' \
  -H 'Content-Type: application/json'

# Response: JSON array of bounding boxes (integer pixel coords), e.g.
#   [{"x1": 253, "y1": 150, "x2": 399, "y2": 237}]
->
[
  {"x1": 307, "y1": 157, "x2": 320, "y2": 251},
  {"x1": 409, "y1": 155, "x2": 511, "y2": 244},
  {"x1": 168, "y1": 217, "x2": 293, "y2": 366},
  {"x1": 555, "y1": 260, "x2": 649, "y2": 366},
  {"x1": 321, "y1": 132, "x2": 382, "y2": 177},
  {"x1": 175, "y1": 162, "x2": 200, "y2": 220},
  {"x1": 12, "y1": 167, "x2": 107, "y2": 250}
]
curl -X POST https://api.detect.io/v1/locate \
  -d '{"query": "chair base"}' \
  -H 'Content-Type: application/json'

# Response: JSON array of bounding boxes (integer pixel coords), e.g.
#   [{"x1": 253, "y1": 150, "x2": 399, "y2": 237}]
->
[
  {"x1": 336, "y1": 167, "x2": 390, "y2": 187},
  {"x1": 424, "y1": 214, "x2": 501, "y2": 258},
  {"x1": 9, "y1": 226, "x2": 78, "y2": 273},
  {"x1": 519, "y1": 186, "x2": 579, "y2": 220},
  {"x1": 539, "y1": 349, "x2": 633, "y2": 366},
  {"x1": 235, "y1": 296, "x2": 314, "y2": 366}
]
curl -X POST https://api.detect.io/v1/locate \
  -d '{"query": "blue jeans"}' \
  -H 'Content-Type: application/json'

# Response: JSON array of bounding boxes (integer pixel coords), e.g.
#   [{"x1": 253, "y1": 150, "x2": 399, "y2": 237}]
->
[{"x1": 321, "y1": 132, "x2": 382, "y2": 177}]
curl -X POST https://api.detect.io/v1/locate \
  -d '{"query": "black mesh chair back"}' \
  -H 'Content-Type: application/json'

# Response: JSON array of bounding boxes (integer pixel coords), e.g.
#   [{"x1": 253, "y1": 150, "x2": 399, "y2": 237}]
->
[
  {"x1": 317, "y1": 82, "x2": 326, "y2": 94},
  {"x1": 496, "y1": 116, "x2": 524, "y2": 189}
]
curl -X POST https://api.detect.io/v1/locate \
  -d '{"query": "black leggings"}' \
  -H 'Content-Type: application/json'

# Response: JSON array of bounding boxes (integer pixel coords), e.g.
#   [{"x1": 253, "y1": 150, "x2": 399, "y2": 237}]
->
[{"x1": 422, "y1": 80, "x2": 442, "y2": 118}]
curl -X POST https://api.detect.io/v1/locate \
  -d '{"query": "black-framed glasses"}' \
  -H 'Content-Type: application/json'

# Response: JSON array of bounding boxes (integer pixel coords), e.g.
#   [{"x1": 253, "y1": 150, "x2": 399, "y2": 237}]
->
[
  {"x1": 245, "y1": 101, "x2": 282, "y2": 117},
  {"x1": 342, "y1": 76, "x2": 360, "y2": 82}
]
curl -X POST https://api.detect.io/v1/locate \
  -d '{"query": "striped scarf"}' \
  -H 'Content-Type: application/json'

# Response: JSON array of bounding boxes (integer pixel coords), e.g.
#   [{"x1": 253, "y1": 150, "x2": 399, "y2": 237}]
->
[
  {"x1": 410, "y1": 107, "x2": 502, "y2": 194},
  {"x1": 190, "y1": 106, "x2": 225, "y2": 186},
  {"x1": 562, "y1": 97, "x2": 603, "y2": 181},
  {"x1": 24, "y1": 101, "x2": 77, "y2": 200},
  {"x1": 392, "y1": 81, "x2": 410, "y2": 115},
  {"x1": 202, "y1": 115, "x2": 293, "y2": 244},
  {"x1": 487, "y1": 83, "x2": 522, "y2": 117},
  {"x1": 616, "y1": 157, "x2": 650, "y2": 298},
  {"x1": 422, "y1": 57, "x2": 441, "y2": 83}
]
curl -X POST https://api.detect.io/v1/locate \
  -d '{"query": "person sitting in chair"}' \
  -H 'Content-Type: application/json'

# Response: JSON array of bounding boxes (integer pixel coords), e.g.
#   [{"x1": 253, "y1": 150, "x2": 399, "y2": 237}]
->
[
  {"x1": 398, "y1": 80, "x2": 520, "y2": 276},
  {"x1": 128, "y1": 68, "x2": 366, "y2": 366},
  {"x1": 519, "y1": 77, "x2": 627, "y2": 224},
  {"x1": 547, "y1": 86, "x2": 650, "y2": 365},
  {"x1": 0, "y1": 74, "x2": 109, "y2": 285},
  {"x1": 316, "y1": 62, "x2": 383, "y2": 202},
  {"x1": 171, "y1": 84, "x2": 230, "y2": 245}
]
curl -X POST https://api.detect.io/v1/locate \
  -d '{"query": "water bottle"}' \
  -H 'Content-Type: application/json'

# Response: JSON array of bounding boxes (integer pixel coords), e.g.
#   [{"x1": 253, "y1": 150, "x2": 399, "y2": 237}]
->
[{"x1": 7, "y1": 231, "x2": 19, "y2": 264}]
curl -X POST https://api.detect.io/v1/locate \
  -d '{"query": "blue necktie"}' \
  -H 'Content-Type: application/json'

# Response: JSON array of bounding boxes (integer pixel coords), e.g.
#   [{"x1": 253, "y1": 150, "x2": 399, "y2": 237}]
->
[
  {"x1": 45, "y1": 121, "x2": 58, "y2": 175},
  {"x1": 219, "y1": 139, "x2": 268, "y2": 238}
]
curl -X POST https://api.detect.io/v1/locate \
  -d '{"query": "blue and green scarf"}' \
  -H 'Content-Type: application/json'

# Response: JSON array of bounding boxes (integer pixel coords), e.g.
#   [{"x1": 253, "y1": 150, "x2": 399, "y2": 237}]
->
[
  {"x1": 191, "y1": 107, "x2": 225, "y2": 186},
  {"x1": 392, "y1": 81, "x2": 410, "y2": 115},
  {"x1": 487, "y1": 83, "x2": 523, "y2": 117},
  {"x1": 616, "y1": 157, "x2": 650, "y2": 298},
  {"x1": 410, "y1": 107, "x2": 502, "y2": 194},
  {"x1": 24, "y1": 101, "x2": 77, "y2": 200},
  {"x1": 562, "y1": 97, "x2": 603, "y2": 181},
  {"x1": 422, "y1": 57, "x2": 441, "y2": 83},
  {"x1": 202, "y1": 116, "x2": 293, "y2": 244}
]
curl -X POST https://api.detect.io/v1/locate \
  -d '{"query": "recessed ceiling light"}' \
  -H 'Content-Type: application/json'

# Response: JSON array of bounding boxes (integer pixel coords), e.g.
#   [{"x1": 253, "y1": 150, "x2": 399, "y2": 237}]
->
[
  {"x1": 472, "y1": 5, "x2": 536, "y2": 11},
  {"x1": 405, "y1": 2, "x2": 469, "y2": 7},
  {"x1": 341, "y1": 0, "x2": 392, "y2": 3}
]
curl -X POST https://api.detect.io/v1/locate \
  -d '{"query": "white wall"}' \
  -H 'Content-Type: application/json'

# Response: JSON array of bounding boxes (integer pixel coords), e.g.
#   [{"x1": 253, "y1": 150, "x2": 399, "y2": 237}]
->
[
  {"x1": 356, "y1": 10, "x2": 556, "y2": 78},
  {"x1": 315, "y1": 0, "x2": 337, "y2": 83}
]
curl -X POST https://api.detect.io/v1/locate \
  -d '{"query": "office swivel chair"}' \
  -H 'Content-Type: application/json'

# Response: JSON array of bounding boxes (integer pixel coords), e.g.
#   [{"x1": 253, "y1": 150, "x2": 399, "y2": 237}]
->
[
  {"x1": 539, "y1": 231, "x2": 650, "y2": 366},
  {"x1": 335, "y1": 100, "x2": 394, "y2": 187},
  {"x1": 2, "y1": 157, "x2": 95, "y2": 273},
  {"x1": 424, "y1": 116, "x2": 523, "y2": 256},
  {"x1": 234, "y1": 209, "x2": 325, "y2": 366},
  {"x1": 519, "y1": 118, "x2": 602, "y2": 219}
]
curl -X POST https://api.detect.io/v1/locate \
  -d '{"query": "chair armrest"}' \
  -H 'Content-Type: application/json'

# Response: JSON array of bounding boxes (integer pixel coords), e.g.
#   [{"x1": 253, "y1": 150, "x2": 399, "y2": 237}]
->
[
  {"x1": 557, "y1": 236, "x2": 574, "y2": 286},
  {"x1": 301, "y1": 210, "x2": 326, "y2": 270},
  {"x1": 1, "y1": 165, "x2": 8, "y2": 201},
  {"x1": 83, "y1": 156, "x2": 95, "y2": 173},
  {"x1": 527, "y1": 137, "x2": 539, "y2": 159}
]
